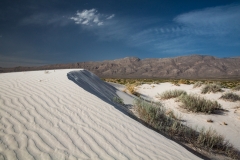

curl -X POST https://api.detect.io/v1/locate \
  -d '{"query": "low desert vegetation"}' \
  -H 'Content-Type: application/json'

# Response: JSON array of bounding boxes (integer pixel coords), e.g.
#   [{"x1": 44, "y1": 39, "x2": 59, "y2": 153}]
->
[
  {"x1": 220, "y1": 92, "x2": 240, "y2": 102},
  {"x1": 201, "y1": 83, "x2": 223, "y2": 94},
  {"x1": 124, "y1": 83, "x2": 140, "y2": 97},
  {"x1": 232, "y1": 85, "x2": 240, "y2": 91},
  {"x1": 157, "y1": 89, "x2": 187, "y2": 100},
  {"x1": 103, "y1": 78, "x2": 240, "y2": 89},
  {"x1": 193, "y1": 81, "x2": 204, "y2": 88},
  {"x1": 112, "y1": 96, "x2": 124, "y2": 105},
  {"x1": 134, "y1": 98, "x2": 239, "y2": 159},
  {"x1": 178, "y1": 94, "x2": 221, "y2": 114}
]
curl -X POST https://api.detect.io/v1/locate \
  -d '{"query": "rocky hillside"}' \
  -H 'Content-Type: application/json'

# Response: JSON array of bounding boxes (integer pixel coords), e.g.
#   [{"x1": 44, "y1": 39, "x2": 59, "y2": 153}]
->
[{"x1": 1, "y1": 55, "x2": 240, "y2": 79}]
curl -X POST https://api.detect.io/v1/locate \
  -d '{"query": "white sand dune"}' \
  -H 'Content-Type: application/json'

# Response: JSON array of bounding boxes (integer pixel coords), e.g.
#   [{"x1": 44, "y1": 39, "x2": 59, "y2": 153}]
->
[
  {"x1": 137, "y1": 83, "x2": 240, "y2": 149},
  {"x1": 0, "y1": 69, "x2": 201, "y2": 160}
]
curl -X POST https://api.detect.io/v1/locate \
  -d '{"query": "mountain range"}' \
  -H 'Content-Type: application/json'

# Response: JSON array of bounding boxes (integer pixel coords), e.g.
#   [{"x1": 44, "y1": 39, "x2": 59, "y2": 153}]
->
[{"x1": 1, "y1": 55, "x2": 240, "y2": 79}]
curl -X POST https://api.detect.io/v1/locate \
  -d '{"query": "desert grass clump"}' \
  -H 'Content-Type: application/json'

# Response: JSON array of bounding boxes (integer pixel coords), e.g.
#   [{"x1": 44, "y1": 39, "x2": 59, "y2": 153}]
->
[
  {"x1": 134, "y1": 98, "x2": 184, "y2": 136},
  {"x1": 197, "y1": 128, "x2": 230, "y2": 151},
  {"x1": 201, "y1": 83, "x2": 222, "y2": 94},
  {"x1": 193, "y1": 81, "x2": 204, "y2": 88},
  {"x1": 220, "y1": 92, "x2": 240, "y2": 102},
  {"x1": 125, "y1": 84, "x2": 140, "y2": 97},
  {"x1": 157, "y1": 89, "x2": 187, "y2": 100},
  {"x1": 178, "y1": 94, "x2": 221, "y2": 114},
  {"x1": 232, "y1": 85, "x2": 240, "y2": 91},
  {"x1": 178, "y1": 79, "x2": 190, "y2": 85},
  {"x1": 113, "y1": 97, "x2": 124, "y2": 105}
]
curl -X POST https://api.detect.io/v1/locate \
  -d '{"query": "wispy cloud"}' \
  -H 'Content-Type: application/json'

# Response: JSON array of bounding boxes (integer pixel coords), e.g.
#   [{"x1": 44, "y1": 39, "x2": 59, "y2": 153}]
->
[
  {"x1": 126, "y1": 4, "x2": 240, "y2": 55},
  {"x1": 174, "y1": 4, "x2": 240, "y2": 36},
  {"x1": 70, "y1": 9, "x2": 114, "y2": 26}
]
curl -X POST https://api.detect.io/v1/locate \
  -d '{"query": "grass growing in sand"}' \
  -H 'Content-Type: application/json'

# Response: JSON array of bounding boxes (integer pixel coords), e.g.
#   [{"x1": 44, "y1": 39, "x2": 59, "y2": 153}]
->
[
  {"x1": 232, "y1": 85, "x2": 240, "y2": 91},
  {"x1": 201, "y1": 83, "x2": 223, "y2": 94},
  {"x1": 134, "y1": 98, "x2": 239, "y2": 159},
  {"x1": 220, "y1": 92, "x2": 240, "y2": 102},
  {"x1": 124, "y1": 83, "x2": 140, "y2": 97},
  {"x1": 178, "y1": 94, "x2": 221, "y2": 114},
  {"x1": 157, "y1": 89, "x2": 187, "y2": 100},
  {"x1": 113, "y1": 96, "x2": 124, "y2": 104},
  {"x1": 193, "y1": 81, "x2": 204, "y2": 88},
  {"x1": 104, "y1": 78, "x2": 240, "y2": 89}
]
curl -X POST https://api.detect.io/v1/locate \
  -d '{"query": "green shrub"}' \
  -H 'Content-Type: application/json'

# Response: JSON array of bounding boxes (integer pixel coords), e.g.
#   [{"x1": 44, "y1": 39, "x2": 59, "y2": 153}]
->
[
  {"x1": 220, "y1": 92, "x2": 240, "y2": 102},
  {"x1": 113, "y1": 97, "x2": 124, "y2": 104},
  {"x1": 178, "y1": 94, "x2": 221, "y2": 113},
  {"x1": 193, "y1": 81, "x2": 204, "y2": 88},
  {"x1": 157, "y1": 89, "x2": 187, "y2": 100},
  {"x1": 201, "y1": 84, "x2": 222, "y2": 94}
]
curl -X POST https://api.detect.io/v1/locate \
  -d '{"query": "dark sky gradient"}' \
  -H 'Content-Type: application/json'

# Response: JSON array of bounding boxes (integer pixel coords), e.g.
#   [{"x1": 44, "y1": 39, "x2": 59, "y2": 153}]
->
[{"x1": 0, "y1": 0, "x2": 240, "y2": 67}]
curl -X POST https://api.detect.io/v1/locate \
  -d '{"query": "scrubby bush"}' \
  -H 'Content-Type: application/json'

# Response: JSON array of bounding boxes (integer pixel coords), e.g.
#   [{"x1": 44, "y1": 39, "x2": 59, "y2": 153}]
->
[
  {"x1": 193, "y1": 81, "x2": 204, "y2": 88},
  {"x1": 157, "y1": 89, "x2": 186, "y2": 100},
  {"x1": 201, "y1": 84, "x2": 222, "y2": 94},
  {"x1": 125, "y1": 84, "x2": 140, "y2": 97},
  {"x1": 197, "y1": 128, "x2": 230, "y2": 150},
  {"x1": 220, "y1": 92, "x2": 240, "y2": 102},
  {"x1": 178, "y1": 94, "x2": 221, "y2": 113},
  {"x1": 113, "y1": 97, "x2": 124, "y2": 104}
]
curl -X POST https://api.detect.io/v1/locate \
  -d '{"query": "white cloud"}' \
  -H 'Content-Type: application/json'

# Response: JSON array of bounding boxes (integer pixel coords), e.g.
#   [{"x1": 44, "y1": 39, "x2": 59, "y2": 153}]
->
[
  {"x1": 70, "y1": 9, "x2": 114, "y2": 26},
  {"x1": 174, "y1": 4, "x2": 240, "y2": 36},
  {"x1": 107, "y1": 14, "x2": 115, "y2": 19}
]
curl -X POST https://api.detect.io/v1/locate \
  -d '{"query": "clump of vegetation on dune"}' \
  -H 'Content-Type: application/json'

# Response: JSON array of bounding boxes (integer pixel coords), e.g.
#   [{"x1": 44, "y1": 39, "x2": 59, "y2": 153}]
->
[
  {"x1": 201, "y1": 83, "x2": 223, "y2": 94},
  {"x1": 112, "y1": 97, "x2": 124, "y2": 105},
  {"x1": 178, "y1": 94, "x2": 221, "y2": 114},
  {"x1": 193, "y1": 81, "x2": 204, "y2": 88},
  {"x1": 157, "y1": 89, "x2": 187, "y2": 100},
  {"x1": 134, "y1": 98, "x2": 240, "y2": 159},
  {"x1": 220, "y1": 92, "x2": 240, "y2": 102},
  {"x1": 124, "y1": 83, "x2": 140, "y2": 97}
]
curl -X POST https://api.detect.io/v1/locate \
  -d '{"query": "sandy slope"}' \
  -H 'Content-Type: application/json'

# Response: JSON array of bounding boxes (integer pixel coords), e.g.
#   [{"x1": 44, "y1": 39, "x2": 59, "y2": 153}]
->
[
  {"x1": 0, "y1": 69, "x2": 201, "y2": 160},
  {"x1": 136, "y1": 83, "x2": 240, "y2": 149}
]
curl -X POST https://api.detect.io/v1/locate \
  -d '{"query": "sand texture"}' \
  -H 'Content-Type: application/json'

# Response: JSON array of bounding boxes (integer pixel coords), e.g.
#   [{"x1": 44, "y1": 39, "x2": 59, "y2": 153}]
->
[{"x1": 0, "y1": 69, "x2": 201, "y2": 160}]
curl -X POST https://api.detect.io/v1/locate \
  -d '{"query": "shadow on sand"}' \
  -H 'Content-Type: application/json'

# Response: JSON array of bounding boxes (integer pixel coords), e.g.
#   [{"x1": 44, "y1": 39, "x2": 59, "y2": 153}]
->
[{"x1": 67, "y1": 69, "x2": 210, "y2": 160}]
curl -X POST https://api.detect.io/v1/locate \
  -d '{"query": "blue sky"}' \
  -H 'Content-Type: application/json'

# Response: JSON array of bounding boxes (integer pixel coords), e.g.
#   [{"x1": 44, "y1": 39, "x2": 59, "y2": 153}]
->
[{"x1": 0, "y1": 0, "x2": 240, "y2": 67}]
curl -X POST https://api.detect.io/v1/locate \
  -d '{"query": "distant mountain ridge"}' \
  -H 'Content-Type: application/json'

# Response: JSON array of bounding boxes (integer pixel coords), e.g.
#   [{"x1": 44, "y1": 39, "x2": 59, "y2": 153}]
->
[{"x1": 1, "y1": 55, "x2": 240, "y2": 79}]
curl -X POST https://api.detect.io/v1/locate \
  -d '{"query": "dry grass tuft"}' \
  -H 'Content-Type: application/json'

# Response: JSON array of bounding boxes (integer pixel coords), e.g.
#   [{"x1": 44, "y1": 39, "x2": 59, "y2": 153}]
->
[
  {"x1": 178, "y1": 94, "x2": 221, "y2": 114},
  {"x1": 201, "y1": 83, "x2": 223, "y2": 94},
  {"x1": 220, "y1": 92, "x2": 240, "y2": 102},
  {"x1": 193, "y1": 81, "x2": 204, "y2": 88},
  {"x1": 125, "y1": 84, "x2": 140, "y2": 97},
  {"x1": 157, "y1": 89, "x2": 187, "y2": 100}
]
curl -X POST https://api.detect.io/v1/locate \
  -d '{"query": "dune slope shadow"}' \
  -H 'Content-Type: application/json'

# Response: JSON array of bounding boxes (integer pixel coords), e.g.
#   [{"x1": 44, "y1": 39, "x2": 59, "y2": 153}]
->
[{"x1": 67, "y1": 69, "x2": 132, "y2": 115}]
